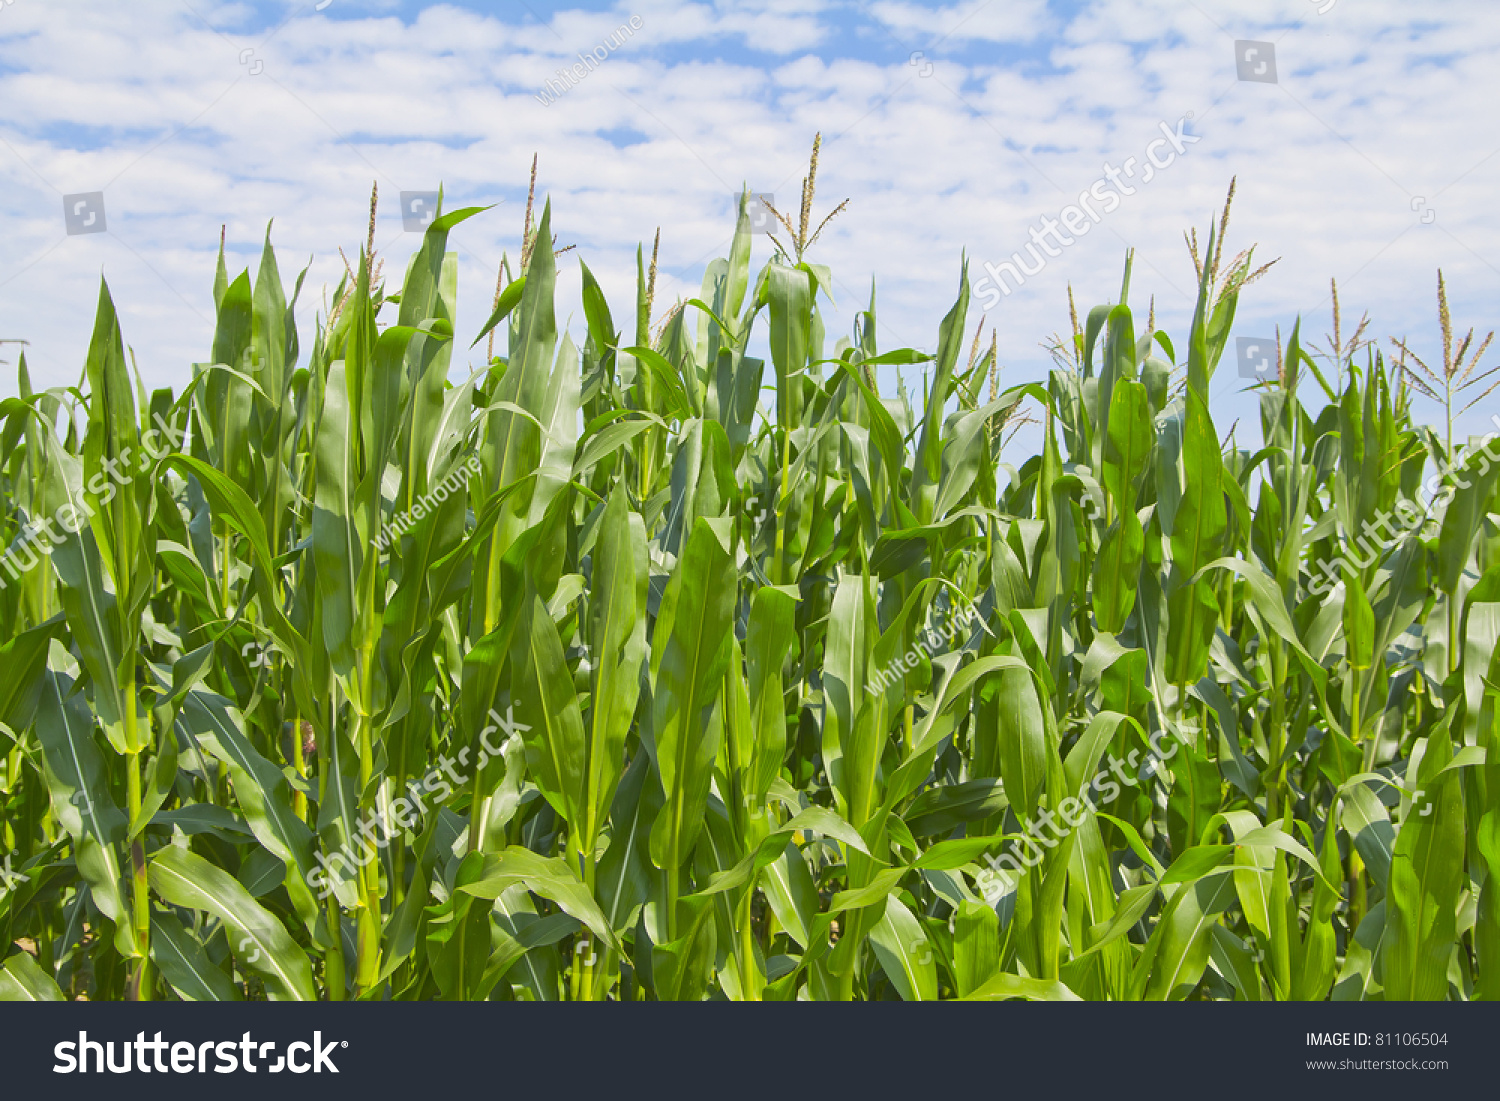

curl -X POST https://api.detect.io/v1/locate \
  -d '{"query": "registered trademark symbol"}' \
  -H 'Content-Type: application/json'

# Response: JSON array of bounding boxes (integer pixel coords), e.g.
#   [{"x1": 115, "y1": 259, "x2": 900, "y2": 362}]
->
[{"x1": 342, "y1": 1041, "x2": 349, "y2": 1047}]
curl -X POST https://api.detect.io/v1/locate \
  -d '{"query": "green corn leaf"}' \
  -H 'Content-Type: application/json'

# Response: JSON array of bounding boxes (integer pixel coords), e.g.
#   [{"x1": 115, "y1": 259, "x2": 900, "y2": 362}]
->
[
  {"x1": 455, "y1": 847, "x2": 620, "y2": 953},
  {"x1": 0, "y1": 951, "x2": 65, "y2": 1001},
  {"x1": 150, "y1": 910, "x2": 240, "y2": 1001},
  {"x1": 963, "y1": 971, "x2": 1082, "y2": 1001},
  {"x1": 148, "y1": 847, "x2": 316, "y2": 1001},
  {"x1": 582, "y1": 487, "x2": 647, "y2": 850},
  {"x1": 869, "y1": 895, "x2": 938, "y2": 1001},
  {"x1": 178, "y1": 688, "x2": 320, "y2": 928},
  {"x1": 1383, "y1": 724, "x2": 1466, "y2": 1000},
  {"x1": 34, "y1": 670, "x2": 135, "y2": 958},
  {"x1": 648, "y1": 519, "x2": 736, "y2": 872},
  {"x1": 511, "y1": 588, "x2": 588, "y2": 850},
  {"x1": 746, "y1": 585, "x2": 797, "y2": 800},
  {"x1": 1141, "y1": 869, "x2": 1237, "y2": 1000}
]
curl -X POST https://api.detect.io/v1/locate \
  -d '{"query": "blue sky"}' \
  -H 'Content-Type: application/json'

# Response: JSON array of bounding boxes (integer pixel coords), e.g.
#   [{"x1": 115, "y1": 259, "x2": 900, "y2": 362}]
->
[{"x1": 2, "y1": 0, "x2": 1498, "y2": 452}]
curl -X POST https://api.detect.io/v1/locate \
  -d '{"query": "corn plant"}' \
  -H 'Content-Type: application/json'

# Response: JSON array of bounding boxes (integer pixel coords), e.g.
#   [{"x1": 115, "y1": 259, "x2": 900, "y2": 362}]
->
[{"x1": 0, "y1": 154, "x2": 1495, "y2": 1002}]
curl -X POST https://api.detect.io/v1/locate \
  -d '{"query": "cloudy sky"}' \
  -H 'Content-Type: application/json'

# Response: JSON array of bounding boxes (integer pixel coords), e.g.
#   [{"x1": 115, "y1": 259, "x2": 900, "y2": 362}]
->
[{"x1": 2, "y1": 0, "x2": 1497, "y2": 450}]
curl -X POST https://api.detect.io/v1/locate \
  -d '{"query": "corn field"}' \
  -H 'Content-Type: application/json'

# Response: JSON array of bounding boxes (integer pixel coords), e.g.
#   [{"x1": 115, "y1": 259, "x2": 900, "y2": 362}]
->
[{"x1": 0, "y1": 157, "x2": 1496, "y2": 1003}]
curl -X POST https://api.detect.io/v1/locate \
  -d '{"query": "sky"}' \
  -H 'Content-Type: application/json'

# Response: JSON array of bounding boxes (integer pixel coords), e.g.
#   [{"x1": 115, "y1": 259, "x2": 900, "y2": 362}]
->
[{"x1": 1, "y1": 0, "x2": 1498, "y2": 453}]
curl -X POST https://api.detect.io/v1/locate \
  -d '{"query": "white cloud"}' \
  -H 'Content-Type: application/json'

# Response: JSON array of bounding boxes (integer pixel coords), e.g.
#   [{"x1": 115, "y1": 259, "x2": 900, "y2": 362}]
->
[
  {"x1": 0, "y1": 0, "x2": 1497, "y2": 447},
  {"x1": 864, "y1": 0, "x2": 1053, "y2": 45}
]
